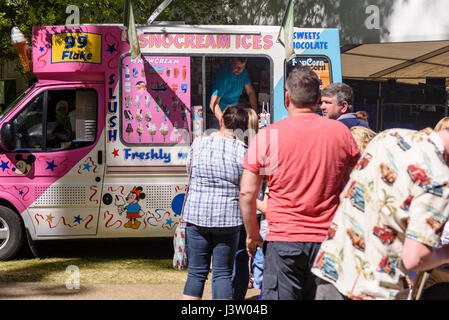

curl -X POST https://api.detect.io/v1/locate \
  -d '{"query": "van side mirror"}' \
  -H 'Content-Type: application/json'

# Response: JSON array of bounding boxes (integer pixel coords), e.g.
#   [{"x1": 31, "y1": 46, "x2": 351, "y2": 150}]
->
[{"x1": 0, "y1": 122, "x2": 17, "y2": 151}]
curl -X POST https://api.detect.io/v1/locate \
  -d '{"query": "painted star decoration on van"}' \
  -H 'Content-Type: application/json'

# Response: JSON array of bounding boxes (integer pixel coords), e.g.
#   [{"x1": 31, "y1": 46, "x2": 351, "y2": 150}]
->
[
  {"x1": 106, "y1": 43, "x2": 117, "y2": 54},
  {"x1": 46, "y1": 160, "x2": 57, "y2": 171},
  {"x1": 165, "y1": 218, "x2": 174, "y2": 227},
  {"x1": 112, "y1": 149, "x2": 119, "y2": 158},
  {"x1": 0, "y1": 160, "x2": 9, "y2": 172}
]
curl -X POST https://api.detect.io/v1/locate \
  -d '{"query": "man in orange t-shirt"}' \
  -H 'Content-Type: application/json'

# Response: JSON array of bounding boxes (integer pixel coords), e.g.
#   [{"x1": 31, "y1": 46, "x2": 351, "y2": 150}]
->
[{"x1": 240, "y1": 65, "x2": 360, "y2": 300}]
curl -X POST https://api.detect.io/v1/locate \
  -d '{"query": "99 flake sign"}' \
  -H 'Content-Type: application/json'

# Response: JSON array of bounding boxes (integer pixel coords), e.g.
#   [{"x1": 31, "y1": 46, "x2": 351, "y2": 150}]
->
[{"x1": 51, "y1": 32, "x2": 102, "y2": 64}]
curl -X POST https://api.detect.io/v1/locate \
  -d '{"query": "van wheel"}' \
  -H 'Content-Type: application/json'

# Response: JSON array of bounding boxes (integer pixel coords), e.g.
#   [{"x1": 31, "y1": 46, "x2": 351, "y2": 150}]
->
[{"x1": 0, "y1": 206, "x2": 23, "y2": 260}]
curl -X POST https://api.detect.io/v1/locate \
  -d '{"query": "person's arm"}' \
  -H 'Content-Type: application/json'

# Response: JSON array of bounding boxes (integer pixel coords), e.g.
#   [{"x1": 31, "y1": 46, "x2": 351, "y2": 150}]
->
[
  {"x1": 209, "y1": 94, "x2": 223, "y2": 122},
  {"x1": 245, "y1": 82, "x2": 258, "y2": 113},
  {"x1": 402, "y1": 238, "x2": 449, "y2": 271},
  {"x1": 239, "y1": 169, "x2": 263, "y2": 259},
  {"x1": 403, "y1": 181, "x2": 449, "y2": 271},
  {"x1": 344, "y1": 132, "x2": 360, "y2": 183}
]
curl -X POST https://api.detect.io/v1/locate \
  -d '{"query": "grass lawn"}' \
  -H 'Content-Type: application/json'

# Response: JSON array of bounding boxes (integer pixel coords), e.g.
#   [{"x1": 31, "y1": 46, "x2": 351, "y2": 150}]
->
[
  {"x1": 0, "y1": 238, "x2": 191, "y2": 285},
  {"x1": 0, "y1": 257, "x2": 189, "y2": 284}
]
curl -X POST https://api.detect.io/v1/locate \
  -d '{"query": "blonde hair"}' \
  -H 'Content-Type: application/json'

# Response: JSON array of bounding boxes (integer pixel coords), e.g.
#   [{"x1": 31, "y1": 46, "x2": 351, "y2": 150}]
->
[
  {"x1": 434, "y1": 117, "x2": 449, "y2": 132},
  {"x1": 350, "y1": 126, "x2": 377, "y2": 154},
  {"x1": 245, "y1": 107, "x2": 258, "y2": 146}
]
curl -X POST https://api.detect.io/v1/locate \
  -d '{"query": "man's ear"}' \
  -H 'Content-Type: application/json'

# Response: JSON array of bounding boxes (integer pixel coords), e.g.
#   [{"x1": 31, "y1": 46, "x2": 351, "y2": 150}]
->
[
  {"x1": 284, "y1": 90, "x2": 290, "y2": 109},
  {"x1": 341, "y1": 101, "x2": 349, "y2": 114}
]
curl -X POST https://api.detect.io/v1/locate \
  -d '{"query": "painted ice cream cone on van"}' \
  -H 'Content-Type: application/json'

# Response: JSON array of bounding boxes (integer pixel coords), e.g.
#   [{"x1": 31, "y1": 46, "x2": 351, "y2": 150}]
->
[
  {"x1": 137, "y1": 123, "x2": 143, "y2": 142},
  {"x1": 145, "y1": 110, "x2": 152, "y2": 122},
  {"x1": 145, "y1": 95, "x2": 151, "y2": 108},
  {"x1": 147, "y1": 123, "x2": 157, "y2": 142},
  {"x1": 160, "y1": 123, "x2": 169, "y2": 142},
  {"x1": 126, "y1": 123, "x2": 133, "y2": 137},
  {"x1": 135, "y1": 95, "x2": 141, "y2": 107},
  {"x1": 135, "y1": 109, "x2": 143, "y2": 121}
]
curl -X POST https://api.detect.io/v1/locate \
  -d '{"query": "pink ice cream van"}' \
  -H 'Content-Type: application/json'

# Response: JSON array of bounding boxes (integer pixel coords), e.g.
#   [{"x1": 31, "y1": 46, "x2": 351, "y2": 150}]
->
[{"x1": 0, "y1": 24, "x2": 341, "y2": 259}]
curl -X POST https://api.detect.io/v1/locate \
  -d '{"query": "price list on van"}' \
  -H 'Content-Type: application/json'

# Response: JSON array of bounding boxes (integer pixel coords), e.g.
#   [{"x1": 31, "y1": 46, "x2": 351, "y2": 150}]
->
[{"x1": 121, "y1": 56, "x2": 191, "y2": 145}]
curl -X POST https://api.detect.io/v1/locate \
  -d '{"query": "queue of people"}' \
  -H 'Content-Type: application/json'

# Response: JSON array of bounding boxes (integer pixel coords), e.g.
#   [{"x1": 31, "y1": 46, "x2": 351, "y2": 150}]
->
[{"x1": 181, "y1": 62, "x2": 449, "y2": 300}]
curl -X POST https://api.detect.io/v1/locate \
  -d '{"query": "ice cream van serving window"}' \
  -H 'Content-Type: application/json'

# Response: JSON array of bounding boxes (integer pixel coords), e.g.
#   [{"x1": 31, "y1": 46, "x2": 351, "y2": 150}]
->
[
  {"x1": 120, "y1": 54, "x2": 272, "y2": 146},
  {"x1": 11, "y1": 88, "x2": 97, "y2": 152}
]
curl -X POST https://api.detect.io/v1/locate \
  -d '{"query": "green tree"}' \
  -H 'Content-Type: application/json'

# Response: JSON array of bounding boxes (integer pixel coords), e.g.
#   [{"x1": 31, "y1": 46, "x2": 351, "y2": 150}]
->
[{"x1": 0, "y1": 0, "x2": 238, "y2": 81}]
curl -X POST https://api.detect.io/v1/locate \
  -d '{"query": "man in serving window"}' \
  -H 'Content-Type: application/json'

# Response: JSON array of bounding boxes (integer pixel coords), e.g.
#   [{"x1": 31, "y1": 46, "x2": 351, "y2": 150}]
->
[{"x1": 207, "y1": 57, "x2": 258, "y2": 129}]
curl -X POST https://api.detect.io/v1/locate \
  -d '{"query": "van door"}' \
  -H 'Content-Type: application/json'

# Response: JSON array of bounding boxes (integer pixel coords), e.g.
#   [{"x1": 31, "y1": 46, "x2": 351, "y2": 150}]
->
[{"x1": 4, "y1": 83, "x2": 105, "y2": 237}]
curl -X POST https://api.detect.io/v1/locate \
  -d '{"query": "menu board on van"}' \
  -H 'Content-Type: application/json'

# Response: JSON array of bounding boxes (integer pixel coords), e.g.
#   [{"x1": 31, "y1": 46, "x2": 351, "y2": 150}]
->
[
  {"x1": 121, "y1": 55, "x2": 191, "y2": 145},
  {"x1": 288, "y1": 56, "x2": 332, "y2": 89}
]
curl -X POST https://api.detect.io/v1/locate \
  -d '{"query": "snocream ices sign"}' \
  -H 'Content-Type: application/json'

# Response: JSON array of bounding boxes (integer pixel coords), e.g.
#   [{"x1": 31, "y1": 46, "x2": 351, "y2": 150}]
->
[{"x1": 139, "y1": 33, "x2": 274, "y2": 50}]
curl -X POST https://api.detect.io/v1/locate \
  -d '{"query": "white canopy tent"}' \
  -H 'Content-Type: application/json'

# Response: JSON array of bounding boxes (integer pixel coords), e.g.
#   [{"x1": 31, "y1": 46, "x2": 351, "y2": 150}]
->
[{"x1": 341, "y1": 41, "x2": 449, "y2": 88}]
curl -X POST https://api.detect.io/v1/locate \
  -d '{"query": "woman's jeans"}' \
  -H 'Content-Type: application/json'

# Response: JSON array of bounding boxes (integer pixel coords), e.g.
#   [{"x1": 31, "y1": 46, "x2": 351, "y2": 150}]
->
[{"x1": 183, "y1": 223, "x2": 240, "y2": 299}]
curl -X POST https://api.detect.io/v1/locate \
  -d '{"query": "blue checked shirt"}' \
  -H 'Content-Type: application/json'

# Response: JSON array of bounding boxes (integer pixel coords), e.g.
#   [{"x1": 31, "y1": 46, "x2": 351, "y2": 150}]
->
[{"x1": 183, "y1": 135, "x2": 247, "y2": 227}]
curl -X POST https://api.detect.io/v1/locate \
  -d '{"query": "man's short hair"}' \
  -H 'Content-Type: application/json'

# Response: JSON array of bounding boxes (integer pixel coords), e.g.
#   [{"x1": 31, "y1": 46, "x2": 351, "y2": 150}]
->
[
  {"x1": 231, "y1": 57, "x2": 248, "y2": 64},
  {"x1": 285, "y1": 65, "x2": 321, "y2": 107},
  {"x1": 322, "y1": 83, "x2": 354, "y2": 112}
]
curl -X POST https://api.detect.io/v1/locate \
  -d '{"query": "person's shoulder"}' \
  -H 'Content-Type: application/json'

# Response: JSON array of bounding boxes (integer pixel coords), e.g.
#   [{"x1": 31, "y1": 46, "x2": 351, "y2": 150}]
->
[
  {"x1": 241, "y1": 68, "x2": 250, "y2": 79},
  {"x1": 222, "y1": 137, "x2": 247, "y2": 154},
  {"x1": 353, "y1": 118, "x2": 370, "y2": 128},
  {"x1": 192, "y1": 135, "x2": 213, "y2": 148},
  {"x1": 321, "y1": 115, "x2": 351, "y2": 130},
  {"x1": 337, "y1": 117, "x2": 364, "y2": 130}
]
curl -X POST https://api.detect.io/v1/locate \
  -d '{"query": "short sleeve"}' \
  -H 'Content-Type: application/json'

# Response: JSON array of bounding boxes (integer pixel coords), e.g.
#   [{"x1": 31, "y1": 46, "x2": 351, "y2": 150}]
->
[
  {"x1": 236, "y1": 142, "x2": 248, "y2": 167},
  {"x1": 211, "y1": 69, "x2": 227, "y2": 98},
  {"x1": 347, "y1": 133, "x2": 361, "y2": 167},
  {"x1": 406, "y1": 184, "x2": 449, "y2": 248}
]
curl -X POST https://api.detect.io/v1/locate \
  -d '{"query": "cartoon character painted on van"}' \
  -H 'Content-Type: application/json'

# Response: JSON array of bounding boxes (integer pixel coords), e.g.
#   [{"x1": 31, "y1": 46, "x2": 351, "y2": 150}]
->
[
  {"x1": 0, "y1": 23, "x2": 341, "y2": 260},
  {"x1": 122, "y1": 186, "x2": 145, "y2": 229}
]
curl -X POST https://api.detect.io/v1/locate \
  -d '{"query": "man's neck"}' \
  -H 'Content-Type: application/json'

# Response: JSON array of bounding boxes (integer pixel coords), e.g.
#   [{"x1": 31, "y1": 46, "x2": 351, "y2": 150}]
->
[{"x1": 288, "y1": 106, "x2": 316, "y2": 117}]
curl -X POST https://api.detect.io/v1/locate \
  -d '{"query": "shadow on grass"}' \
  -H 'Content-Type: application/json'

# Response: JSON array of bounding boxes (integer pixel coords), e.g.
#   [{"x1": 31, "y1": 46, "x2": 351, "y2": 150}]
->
[
  {"x1": 29, "y1": 238, "x2": 174, "y2": 260},
  {"x1": 0, "y1": 238, "x2": 179, "y2": 285},
  {"x1": 0, "y1": 256, "x2": 97, "y2": 299},
  {"x1": 0, "y1": 281, "x2": 96, "y2": 299}
]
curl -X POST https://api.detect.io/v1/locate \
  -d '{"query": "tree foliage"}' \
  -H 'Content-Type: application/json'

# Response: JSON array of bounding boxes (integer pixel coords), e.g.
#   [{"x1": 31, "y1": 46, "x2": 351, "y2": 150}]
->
[
  {"x1": 0, "y1": 0, "x2": 238, "y2": 76},
  {"x1": 1, "y1": 0, "x2": 395, "y2": 79}
]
